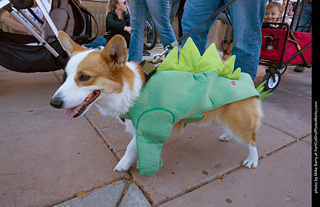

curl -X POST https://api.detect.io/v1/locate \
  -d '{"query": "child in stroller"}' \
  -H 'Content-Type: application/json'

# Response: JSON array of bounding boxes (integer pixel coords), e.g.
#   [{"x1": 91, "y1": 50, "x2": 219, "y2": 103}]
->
[
  {"x1": 0, "y1": 0, "x2": 50, "y2": 35},
  {"x1": 0, "y1": 0, "x2": 98, "y2": 73},
  {"x1": 263, "y1": 1, "x2": 290, "y2": 30},
  {"x1": 259, "y1": 0, "x2": 312, "y2": 92}
]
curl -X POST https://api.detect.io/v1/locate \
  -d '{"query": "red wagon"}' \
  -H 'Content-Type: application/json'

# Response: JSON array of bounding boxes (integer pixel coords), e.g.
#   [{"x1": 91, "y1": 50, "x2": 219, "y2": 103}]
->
[{"x1": 259, "y1": 0, "x2": 312, "y2": 91}]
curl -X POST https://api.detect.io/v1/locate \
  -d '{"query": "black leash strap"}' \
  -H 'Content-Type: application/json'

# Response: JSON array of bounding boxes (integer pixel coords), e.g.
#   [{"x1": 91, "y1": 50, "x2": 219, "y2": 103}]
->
[
  {"x1": 143, "y1": 0, "x2": 237, "y2": 80},
  {"x1": 168, "y1": 0, "x2": 237, "y2": 49}
]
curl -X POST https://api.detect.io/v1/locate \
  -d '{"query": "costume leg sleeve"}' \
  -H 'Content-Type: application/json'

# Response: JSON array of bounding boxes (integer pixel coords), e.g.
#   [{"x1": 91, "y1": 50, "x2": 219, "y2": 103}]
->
[{"x1": 135, "y1": 109, "x2": 174, "y2": 175}]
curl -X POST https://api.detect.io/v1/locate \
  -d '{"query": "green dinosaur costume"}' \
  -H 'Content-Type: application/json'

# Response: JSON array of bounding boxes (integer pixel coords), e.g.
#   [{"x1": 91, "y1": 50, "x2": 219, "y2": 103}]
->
[{"x1": 125, "y1": 38, "x2": 262, "y2": 175}]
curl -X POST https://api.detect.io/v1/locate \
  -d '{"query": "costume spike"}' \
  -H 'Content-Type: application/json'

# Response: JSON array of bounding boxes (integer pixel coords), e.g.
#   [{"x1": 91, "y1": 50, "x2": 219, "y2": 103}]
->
[
  {"x1": 256, "y1": 81, "x2": 272, "y2": 99},
  {"x1": 198, "y1": 42, "x2": 224, "y2": 73},
  {"x1": 158, "y1": 37, "x2": 241, "y2": 80},
  {"x1": 230, "y1": 67, "x2": 241, "y2": 79},
  {"x1": 157, "y1": 46, "x2": 179, "y2": 71},
  {"x1": 176, "y1": 38, "x2": 201, "y2": 72},
  {"x1": 222, "y1": 55, "x2": 241, "y2": 80},
  {"x1": 202, "y1": 43, "x2": 222, "y2": 64}
]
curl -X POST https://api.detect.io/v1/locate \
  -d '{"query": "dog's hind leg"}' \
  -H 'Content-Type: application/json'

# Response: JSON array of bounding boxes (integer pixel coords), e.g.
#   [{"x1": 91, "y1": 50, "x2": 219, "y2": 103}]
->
[
  {"x1": 217, "y1": 98, "x2": 262, "y2": 169},
  {"x1": 227, "y1": 112, "x2": 260, "y2": 169},
  {"x1": 242, "y1": 144, "x2": 259, "y2": 169},
  {"x1": 219, "y1": 127, "x2": 233, "y2": 142},
  {"x1": 219, "y1": 122, "x2": 259, "y2": 168},
  {"x1": 114, "y1": 120, "x2": 137, "y2": 172},
  {"x1": 225, "y1": 113, "x2": 260, "y2": 169},
  {"x1": 228, "y1": 124, "x2": 259, "y2": 169}
]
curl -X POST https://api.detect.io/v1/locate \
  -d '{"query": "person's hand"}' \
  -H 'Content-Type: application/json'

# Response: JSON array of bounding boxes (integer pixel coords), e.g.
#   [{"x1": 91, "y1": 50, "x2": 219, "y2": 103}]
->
[{"x1": 124, "y1": 26, "x2": 131, "y2": 34}]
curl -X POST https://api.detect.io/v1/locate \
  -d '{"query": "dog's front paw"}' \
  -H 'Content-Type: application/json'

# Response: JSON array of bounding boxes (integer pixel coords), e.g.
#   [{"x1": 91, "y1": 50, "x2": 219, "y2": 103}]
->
[
  {"x1": 114, "y1": 160, "x2": 131, "y2": 172},
  {"x1": 242, "y1": 156, "x2": 258, "y2": 169},
  {"x1": 114, "y1": 157, "x2": 135, "y2": 172},
  {"x1": 219, "y1": 133, "x2": 232, "y2": 142}
]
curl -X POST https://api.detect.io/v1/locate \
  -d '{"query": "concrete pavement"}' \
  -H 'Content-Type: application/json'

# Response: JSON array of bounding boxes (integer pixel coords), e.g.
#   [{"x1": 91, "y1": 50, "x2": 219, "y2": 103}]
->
[{"x1": 0, "y1": 45, "x2": 312, "y2": 206}]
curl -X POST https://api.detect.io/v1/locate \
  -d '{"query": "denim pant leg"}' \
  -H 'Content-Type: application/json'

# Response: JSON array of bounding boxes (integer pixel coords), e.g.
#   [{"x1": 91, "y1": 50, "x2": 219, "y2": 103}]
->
[
  {"x1": 146, "y1": 0, "x2": 176, "y2": 49},
  {"x1": 182, "y1": 0, "x2": 223, "y2": 55},
  {"x1": 169, "y1": 0, "x2": 181, "y2": 23},
  {"x1": 227, "y1": 0, "x2": 267, "y2": 80},
  {"x1": 128, "y1": 0, "x2": 148, "y2": 63}
]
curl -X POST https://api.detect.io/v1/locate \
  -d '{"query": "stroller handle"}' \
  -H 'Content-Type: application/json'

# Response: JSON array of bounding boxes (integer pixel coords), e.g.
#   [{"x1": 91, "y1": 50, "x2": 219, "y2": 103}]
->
[{"x1": 34, "y1": 0, "x2": 59, "y2": 39}]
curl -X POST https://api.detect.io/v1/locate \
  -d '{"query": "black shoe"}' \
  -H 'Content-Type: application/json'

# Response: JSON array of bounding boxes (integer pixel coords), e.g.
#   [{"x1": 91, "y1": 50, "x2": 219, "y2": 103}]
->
[
  {"x1": 143, "y1": 48, "x2": 150, "y2": 56},
  {"x1": 294, "y1": 65, "x2": 305, "y2": 72}
]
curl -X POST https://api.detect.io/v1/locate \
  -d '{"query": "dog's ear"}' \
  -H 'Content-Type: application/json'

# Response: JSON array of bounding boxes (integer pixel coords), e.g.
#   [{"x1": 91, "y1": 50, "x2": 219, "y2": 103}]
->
[
  {"x1": 100, "y1": 35, "x2": 127, "y2": 68},
  {"x1": 58, "y1": 31, "x2": 87, "y2": 57}
]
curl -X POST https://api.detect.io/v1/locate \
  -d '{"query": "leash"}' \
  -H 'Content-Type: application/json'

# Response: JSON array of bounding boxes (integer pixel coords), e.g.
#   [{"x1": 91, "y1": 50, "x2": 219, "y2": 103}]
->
[{"x1": 152, "y1": 0, "x2": 237, "y2": 63}]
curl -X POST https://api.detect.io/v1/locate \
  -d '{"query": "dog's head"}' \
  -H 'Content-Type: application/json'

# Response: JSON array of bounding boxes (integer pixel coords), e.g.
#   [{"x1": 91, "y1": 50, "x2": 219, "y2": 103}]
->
[{"x1": 50, "y1": 31, "x2": 129, "y2": 119}]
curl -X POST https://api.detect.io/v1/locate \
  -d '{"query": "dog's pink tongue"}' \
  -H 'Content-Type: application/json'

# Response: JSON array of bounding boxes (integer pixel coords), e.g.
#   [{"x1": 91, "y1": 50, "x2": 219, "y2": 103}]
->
[{"x1": 64, "y1": 105, "x2": 82, "y2": 120}]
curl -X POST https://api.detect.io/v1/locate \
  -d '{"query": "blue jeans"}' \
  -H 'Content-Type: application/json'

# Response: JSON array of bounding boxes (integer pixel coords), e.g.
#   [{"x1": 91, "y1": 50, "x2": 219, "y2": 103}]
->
[
  {"x1": 182, "y1": 0, "x2": 267, "y2": 80},
  {"x1": 169, "y1": 0, "x2": 181, "y2": 23},
  {"x1": 128, "y1": 0, "x2": 176, "y2": 63},
  {"x1": 293, "y1": 1, "x2": 312, "y2": 32}
]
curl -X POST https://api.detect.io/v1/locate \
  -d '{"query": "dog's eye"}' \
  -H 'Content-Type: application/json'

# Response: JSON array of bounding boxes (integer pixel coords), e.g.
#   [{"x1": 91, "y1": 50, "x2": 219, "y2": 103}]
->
[{"x1": 80, "y1": 74, "x2": 91, "y2": 82}]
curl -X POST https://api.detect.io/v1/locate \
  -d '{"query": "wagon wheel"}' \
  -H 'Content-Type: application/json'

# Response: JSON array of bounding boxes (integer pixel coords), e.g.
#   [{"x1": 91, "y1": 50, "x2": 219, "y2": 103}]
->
[
  {"x1": 144, "y1": 19, "x2": 157, "y2": 50},
  {"x1": 278, "y1": 65, "x2": 288, "y2": 75},
  {"x1": 262, "y1": 69, "x2": 281, "y2": 92}
]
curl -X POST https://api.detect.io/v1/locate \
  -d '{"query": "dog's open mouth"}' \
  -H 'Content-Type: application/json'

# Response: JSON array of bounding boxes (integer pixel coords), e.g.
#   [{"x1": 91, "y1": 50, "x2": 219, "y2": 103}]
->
[{"x1": 64, "y1": 90, "x2": 101, "y2": 120}]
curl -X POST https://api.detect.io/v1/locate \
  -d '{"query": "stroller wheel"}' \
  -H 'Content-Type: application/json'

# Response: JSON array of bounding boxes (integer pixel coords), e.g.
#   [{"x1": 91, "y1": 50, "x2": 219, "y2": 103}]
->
[{"x1": 262, "y1": 70, "x2": 281, "y2": 92}]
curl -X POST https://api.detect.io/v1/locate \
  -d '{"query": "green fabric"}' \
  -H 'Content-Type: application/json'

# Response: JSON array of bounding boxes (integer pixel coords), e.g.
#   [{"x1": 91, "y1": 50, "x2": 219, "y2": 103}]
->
[
  {"x1": 157, "y1": 38, "x2": 241, "y2": 79},
  {"x1": 125, "y1": 38, "x2": 260, "y2": 175},
  {"x1": 256, "y1": 81, "x2": 272, "y2": 99}
]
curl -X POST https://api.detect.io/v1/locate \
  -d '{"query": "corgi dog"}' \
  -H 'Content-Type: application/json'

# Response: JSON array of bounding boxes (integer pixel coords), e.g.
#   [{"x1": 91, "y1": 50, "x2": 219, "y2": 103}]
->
[{"x1": 51, "y1": 31, "x2": 263, "y2": 173}]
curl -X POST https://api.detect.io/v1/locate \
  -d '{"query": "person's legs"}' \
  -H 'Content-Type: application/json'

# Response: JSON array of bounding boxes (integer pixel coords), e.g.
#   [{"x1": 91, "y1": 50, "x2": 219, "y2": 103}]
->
[
  {"x1": 146, "y1": 0, "x2": 176, "y2": 49},
  {"x1": 169, "y1": 0, "x2": 181, "y2": 24},
  {"x1": 109, "y1": 30, "x2": 130, "y2": 48},
  {"x1": 121, "y1": 31, "x2": 131, "y2": 48},
  {"x1": 177, "y1": 0, "x2": 186, "y2": 38},
  {"x1": 293, "y1": 2, "x2": 312, "y2": 32},
  {"x1": 293, "y1": 2, "x2": 311, "y2": 72},
  {"x1": 128, "y1": 0, "x2": 148, "y2": 63},
  {"x1": 181, "y1": 0, "x2": 223, "y2": 55},
  {"x1": 182, "y1": 0, "x2": 266, "y2": 80},
  {"x1": 227, "y1": 0, "x2": 267, "y2": 80}
]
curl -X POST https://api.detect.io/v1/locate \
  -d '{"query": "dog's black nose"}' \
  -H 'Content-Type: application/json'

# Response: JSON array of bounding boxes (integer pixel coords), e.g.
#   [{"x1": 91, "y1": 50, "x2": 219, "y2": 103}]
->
[{"x1": 50, "y1": 97, "x2": 64, "y2": 109}]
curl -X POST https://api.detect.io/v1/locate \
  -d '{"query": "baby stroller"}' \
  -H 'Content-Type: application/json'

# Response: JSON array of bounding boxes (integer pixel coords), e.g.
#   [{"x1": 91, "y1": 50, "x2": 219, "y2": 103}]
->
[
  {"x1": 259, "y1": 0, "x2": 312, "y2": 92},
  {"x1": 0, "y1": 0, "x2": 98, "y2": 73}
]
